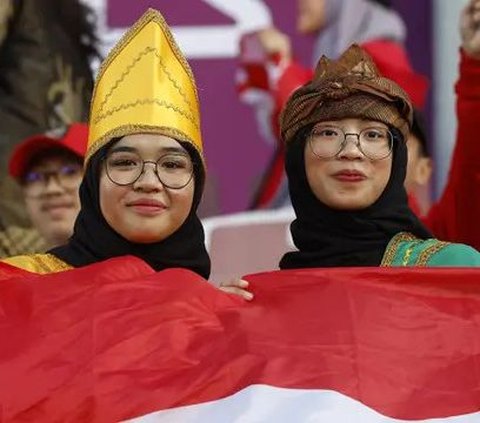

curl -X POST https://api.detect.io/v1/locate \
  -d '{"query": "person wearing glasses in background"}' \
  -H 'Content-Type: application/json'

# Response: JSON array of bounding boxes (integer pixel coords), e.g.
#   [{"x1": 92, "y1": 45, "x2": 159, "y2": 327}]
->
[
  {"x1": 0, "y1": 0, "x2": 98, "y2": 232},
  {"x1": 0, "y1": 123, "x2": 87, "y2": 257},
  {"x1": 0, "y1": 9, "x2": 210, "y2": 279}
]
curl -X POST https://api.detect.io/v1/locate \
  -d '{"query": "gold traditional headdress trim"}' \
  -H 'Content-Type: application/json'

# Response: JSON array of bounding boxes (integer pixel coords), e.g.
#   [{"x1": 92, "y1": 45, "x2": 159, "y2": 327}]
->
[{"x1": 87, "y1": 8, "x2": 203, "y2": 164}]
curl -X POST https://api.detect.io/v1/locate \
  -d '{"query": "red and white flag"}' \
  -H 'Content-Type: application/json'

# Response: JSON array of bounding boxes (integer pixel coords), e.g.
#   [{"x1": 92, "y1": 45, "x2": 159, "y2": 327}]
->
[{"x1": 1, "y1": 257, "x2": 480, "y2": 422}]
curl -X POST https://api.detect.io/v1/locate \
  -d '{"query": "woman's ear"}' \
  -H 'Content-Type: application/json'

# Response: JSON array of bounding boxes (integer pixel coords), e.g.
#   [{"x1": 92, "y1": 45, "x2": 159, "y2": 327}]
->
[
  {"x1": 414, "y1": 156, "x2": 433, "y2": 187},
  {"x1": 406, "y1": 134, "x2": 433, "y2": 189}
]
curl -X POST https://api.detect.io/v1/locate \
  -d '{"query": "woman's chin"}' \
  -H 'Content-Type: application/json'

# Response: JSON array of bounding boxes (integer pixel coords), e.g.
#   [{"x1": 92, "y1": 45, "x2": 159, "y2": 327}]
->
[
  {"x1": 122, "y1": 230, "x2": 167, "y2": 244},
  {"x1": 324, "y1": 193, "x2": 375, "y2": 210}
]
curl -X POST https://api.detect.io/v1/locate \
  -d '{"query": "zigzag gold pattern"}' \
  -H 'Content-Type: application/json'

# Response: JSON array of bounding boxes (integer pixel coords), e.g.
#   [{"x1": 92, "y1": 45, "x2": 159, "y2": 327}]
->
[
  {"x1": 94, "y1": 99, "x2": 198, "y2": 129},
  {"x1": 87, "y1": 9, "x2": 203, "y2": 164},
  {"x1": 95, "y1": 47, "x2": 197, "y2": 126},
  {"x1": 92, "y1": 9, "x2": 199, "y2": 106},
  {"x1": 96, "y1": 46, "x2": 154, "y2": 114}
]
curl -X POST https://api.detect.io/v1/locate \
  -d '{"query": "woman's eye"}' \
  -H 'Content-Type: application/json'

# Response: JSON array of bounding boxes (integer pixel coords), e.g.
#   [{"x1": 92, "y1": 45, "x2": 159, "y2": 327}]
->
[
  {"x1": 315, "y1": 128, "x2": 339, "y2": 137},
  {"x1": 116, "y1": 160, "x2": 134, "y2": 166},
  {"x1": 161, "y1": 160, "x2": 186, "y2": 170},
  {"x1": 166, "y1": 161, "x2": 181, "y2": 168},
  {"x1": 364, "y1": 130, "x2": 386, "y2": 140},
  {"x1": 158, "y1": 155, "x2": 191, "y2": 171},
  {"x1": 109, "y1": 158, "x2": 139, "y2": 167}
]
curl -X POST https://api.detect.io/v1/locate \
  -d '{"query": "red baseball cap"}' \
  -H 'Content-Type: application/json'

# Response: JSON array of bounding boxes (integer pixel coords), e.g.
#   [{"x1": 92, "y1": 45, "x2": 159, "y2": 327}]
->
[{"x1": 8, "y1": 122, "x2": 89, "y2": 179}]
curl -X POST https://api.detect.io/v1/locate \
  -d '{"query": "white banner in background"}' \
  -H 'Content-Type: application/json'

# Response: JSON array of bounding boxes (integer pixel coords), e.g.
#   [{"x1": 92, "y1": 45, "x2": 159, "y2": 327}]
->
[{"x1": 82, "y1": 0, "x2": 272, "y2": 60}]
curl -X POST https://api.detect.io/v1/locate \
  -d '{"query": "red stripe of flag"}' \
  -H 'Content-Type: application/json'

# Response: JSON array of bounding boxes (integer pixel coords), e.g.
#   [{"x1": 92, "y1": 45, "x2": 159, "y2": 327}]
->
[{"x1": 1, "y1": 259, "x2": 479, "y2": 421}]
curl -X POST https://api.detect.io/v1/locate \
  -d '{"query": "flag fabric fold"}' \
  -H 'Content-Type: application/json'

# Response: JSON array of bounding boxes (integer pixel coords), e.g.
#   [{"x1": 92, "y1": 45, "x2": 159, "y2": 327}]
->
[{"x1": 1, "y1": 259, "x2": 480, "y2": 422}]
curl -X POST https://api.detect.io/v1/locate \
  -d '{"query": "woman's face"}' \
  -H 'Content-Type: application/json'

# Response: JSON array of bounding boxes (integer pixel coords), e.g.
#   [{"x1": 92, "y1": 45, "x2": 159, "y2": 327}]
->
[
  {"x1": 297, "y1": 0, "x2": 326, "y2": 34},
  {"x1": 304, "y1": 118, "x2": 393, "y2": 210},
  {"x1": 99, "y1": 134, "x2": 195, "y2": 243}
]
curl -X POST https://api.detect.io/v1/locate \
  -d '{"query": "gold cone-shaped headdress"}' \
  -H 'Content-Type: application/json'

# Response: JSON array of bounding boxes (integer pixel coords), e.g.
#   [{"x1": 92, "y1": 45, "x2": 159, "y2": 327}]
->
[{"x1": 87, "y1": 9, "x2": 202, "y2": 163}]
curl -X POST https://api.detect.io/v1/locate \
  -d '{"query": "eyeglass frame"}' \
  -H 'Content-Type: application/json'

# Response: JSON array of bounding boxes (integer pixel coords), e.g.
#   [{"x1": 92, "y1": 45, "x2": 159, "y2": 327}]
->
[
  {"x1": 21, "y1": 163, "x2": 83, "y2": 197},
  {"x1": 102, "y1": 151, "x2": 195, "y2": 190},
  {"x1": 308, "y1": 125, "x2": 394, "y2": 161}
]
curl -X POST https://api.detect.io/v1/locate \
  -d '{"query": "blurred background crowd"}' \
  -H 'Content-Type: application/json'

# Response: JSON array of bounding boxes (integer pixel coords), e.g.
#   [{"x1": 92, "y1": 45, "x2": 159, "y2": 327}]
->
[{"x1": 0, "y1": 0, "x2": 475, "y2": 278}]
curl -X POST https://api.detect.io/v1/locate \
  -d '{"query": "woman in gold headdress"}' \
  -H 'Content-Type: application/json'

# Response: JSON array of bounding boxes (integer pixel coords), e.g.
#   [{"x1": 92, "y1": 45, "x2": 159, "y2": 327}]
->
[{"x1": 0, "y1": 9, "x2": 210, "y2": 279}]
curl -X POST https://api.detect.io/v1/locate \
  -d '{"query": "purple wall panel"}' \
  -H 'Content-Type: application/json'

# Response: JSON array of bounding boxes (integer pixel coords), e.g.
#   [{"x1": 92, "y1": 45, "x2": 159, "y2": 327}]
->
[
  {"x1": 106, "y1": 1, "x2": 432, "y2": 216},
  {"x1": 108, "y1": 1, "x2": 233, "y2": 26},
  {"x1": 393, "y1": 0, "x2": 433, "y2": 128}
]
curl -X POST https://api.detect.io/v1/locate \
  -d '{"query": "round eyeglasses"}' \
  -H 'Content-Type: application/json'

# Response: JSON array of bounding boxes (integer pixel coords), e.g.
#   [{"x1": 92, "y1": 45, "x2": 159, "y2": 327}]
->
[
  {"x1": 22, "y1": 164, "x2": 83, "y2": 197},
  {"x1": 308, "y1": 125, "x2": 393, "y2": 161},
  {"x1": 104, "y1": 151, "x2": 194, "y2": 189}
]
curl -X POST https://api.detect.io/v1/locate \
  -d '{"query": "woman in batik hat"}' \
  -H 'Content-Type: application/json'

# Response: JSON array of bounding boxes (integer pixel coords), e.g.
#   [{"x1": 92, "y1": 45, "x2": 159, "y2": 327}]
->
[
  {"x1": 0, "y1": 9, "x2": 210, "y2": 278},
  {"x1": 221, "y1": 44, "x2": 480, "y2": 300},
  {"x1": 276, "y1": 44, "x2": 480, "y2": 268}
]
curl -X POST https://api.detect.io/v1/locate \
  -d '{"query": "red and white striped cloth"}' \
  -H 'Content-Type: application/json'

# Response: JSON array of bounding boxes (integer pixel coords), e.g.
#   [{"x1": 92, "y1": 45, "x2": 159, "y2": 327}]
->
[{"x1": 1, "y1": 257, "x2": 479, "y2": 422}]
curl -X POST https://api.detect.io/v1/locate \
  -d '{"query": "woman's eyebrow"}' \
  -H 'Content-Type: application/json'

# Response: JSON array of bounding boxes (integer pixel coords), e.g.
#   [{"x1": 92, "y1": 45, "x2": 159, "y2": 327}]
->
[
  {"x1": 109, "y1": 146, "x2": 136, "y2": 154},
  {"x1": 108, "y1": 146, "x2": 187, "y2": 154},
  {"x1": 159, "y1": 146, "x2": 187, "y2": 154}
]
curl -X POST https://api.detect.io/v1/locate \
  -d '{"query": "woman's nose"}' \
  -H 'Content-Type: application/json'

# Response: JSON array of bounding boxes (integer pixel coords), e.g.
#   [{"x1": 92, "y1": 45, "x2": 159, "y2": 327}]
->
[
  {"x1": 337, "y1": 134, "x2": 364, "y2": 159},
  {"x1": 134, "y1": 163, "x2": 165, "y2": 190}
]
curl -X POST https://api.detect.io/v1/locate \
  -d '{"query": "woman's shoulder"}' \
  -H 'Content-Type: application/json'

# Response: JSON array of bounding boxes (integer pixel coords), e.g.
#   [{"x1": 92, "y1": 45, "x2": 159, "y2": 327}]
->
[
  {"x1": 1, "y1": 253, "x2": 73, "y2": 274},
  {"x1": 426, "y1": 242, "x2": 480, "y2": 267},
  {"x1": 381, "y1": 232, "x2": 480, "y2": 267}
]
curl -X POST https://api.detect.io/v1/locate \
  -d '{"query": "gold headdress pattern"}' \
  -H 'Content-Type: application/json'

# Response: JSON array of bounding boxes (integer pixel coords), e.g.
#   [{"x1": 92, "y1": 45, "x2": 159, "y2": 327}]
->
[{"x1": 87, "y1": 9, "x2": 202, "y2": 163}]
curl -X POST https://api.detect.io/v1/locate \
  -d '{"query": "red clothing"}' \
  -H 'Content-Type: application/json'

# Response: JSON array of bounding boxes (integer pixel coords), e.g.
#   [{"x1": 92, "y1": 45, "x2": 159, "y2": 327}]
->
[
  {"x1": 2, "y1": 262, "x2": 480, "y2": 420},
  {"x1": 422, "y1": 51, "x2": 480, "y2": 249}
]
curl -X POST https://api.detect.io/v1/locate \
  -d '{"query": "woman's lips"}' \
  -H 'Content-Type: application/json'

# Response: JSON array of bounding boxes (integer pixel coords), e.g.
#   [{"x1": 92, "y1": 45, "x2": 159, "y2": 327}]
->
[
  {"x1": 332, "y1": 170, "x2": 367, "y2": 182},
  {"x1": 127, "y1": 199, "x2": 166, "y2": 216}
]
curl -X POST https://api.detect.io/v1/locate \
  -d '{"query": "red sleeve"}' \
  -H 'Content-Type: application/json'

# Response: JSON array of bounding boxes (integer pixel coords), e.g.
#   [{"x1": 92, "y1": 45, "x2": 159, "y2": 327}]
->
[
  {"x1": 362, "y1": 40, "x2": 429, "y2": 109},
  {"x1": 274, "y1": 61, "x2": 314, "y2": 115},
  {"x1": 423, "y1": 50, "x2": 480, "y2": 250}
]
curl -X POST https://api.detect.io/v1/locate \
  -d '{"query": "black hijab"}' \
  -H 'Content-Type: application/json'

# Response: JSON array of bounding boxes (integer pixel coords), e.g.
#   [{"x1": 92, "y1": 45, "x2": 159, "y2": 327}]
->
[
  {"x1": 280, "y1": 126, "x2": 431, "y2": 269},
  {"x1": 50, "y1": 140, "x2": 211, "y2": 279}
]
